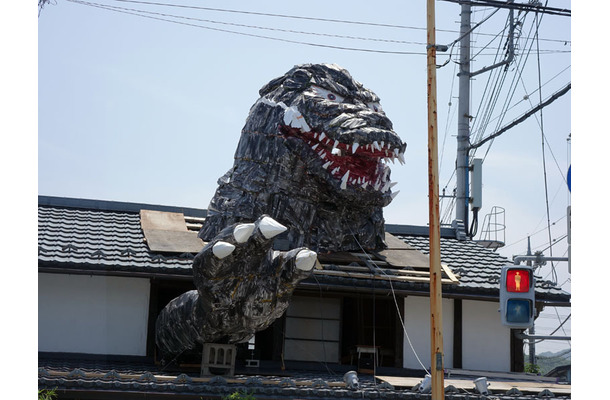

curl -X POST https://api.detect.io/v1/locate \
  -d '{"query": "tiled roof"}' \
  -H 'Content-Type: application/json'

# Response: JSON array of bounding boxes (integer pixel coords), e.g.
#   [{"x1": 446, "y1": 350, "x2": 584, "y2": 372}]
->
[
  {"x1": 38, "y1": 202, "x2": 194, "y2": 276},
  {"x1": 37, "y1": 196, "x2": 570, "y2": 304},
  {"x1": 396, "y1": 235, "x2": 569, "y2": 302},
  {"x1": 38, "y1": 354, "x2": 571, "y2": 399}
]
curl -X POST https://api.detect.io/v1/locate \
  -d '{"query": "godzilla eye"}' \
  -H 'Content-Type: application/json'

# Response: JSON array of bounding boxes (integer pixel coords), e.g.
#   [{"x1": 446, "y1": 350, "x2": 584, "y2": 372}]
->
[
  {"x1": 367, "y1": 102, "x2": 383, "y2": 113},
  {"x1": 311, "y1": 85, "x2": 344, "y2": 103}
]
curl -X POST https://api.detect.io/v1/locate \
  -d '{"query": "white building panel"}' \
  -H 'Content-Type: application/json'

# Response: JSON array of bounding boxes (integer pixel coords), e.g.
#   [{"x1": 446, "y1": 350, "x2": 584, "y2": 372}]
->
[
  {"x1": 403, "y1": 296, "x2": 454, "y2": 370},
  {"x1": 38, "y1": 273, "x2": 150, "y2": 356},
  {"x1": 462, "y1": 299, "x2": 511, "y2": 372}
]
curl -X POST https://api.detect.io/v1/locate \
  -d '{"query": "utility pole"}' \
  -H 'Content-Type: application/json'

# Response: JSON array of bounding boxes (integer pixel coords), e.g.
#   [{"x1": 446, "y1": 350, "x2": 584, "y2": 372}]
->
[
  {"x1": 426, "y1": 0, "x2": 445, "y2": 398},
  {"x1": 454, "y1": 1, "x2": 515, "y2": 238},
  {"x1": 455, "y1": 1, "x2": 472, "y2": 236}
]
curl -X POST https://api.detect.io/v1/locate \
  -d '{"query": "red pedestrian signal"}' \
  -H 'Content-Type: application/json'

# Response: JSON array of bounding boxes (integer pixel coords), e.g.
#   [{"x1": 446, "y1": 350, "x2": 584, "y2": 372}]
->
[
  {"x1": 506, "y1": 269, "x2": 530, "y2": 293},
  {"x1": 499, "y1": 266, "x2": 535, "y2": 328}
]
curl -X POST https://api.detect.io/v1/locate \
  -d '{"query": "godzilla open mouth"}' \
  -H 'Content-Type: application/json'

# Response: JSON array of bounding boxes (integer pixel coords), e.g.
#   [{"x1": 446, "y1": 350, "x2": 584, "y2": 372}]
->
[{"x1": 280, "y1": 124, "x2": 404, "y2": 192}]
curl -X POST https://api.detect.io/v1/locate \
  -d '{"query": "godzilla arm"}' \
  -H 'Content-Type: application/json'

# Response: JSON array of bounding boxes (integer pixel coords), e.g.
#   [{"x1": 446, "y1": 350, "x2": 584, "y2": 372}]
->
[{"x1": 155, "y1": 215, "x2": 317, "y2": 358}]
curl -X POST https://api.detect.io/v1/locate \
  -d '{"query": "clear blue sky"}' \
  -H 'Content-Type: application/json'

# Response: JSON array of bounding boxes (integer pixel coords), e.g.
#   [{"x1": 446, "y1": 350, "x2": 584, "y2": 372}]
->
[{"x1": 32, "y1": 0, "x2": 578, "y2": 355}]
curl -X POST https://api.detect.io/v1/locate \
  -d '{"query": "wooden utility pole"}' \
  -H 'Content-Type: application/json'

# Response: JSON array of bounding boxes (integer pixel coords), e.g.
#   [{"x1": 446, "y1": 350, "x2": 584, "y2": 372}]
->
[{"x1": 426, "y1": 0, "x2": 445, "y2": 399}]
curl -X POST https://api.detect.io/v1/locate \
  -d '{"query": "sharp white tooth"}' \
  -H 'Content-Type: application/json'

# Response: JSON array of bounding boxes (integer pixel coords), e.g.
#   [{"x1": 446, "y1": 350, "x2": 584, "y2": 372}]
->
[
  {"x1": 233, "y1": 223, "x2": 255, "y2": 243},
  {"x1": 322, "y1": 161, "x2": 332, "y2": 169},
  {"x1": 380, "y1": 141, "x2": 385, "y2": 148},
  {"x1": 318, "y1": 149, "x2": 326, "y2": 158},
  {"x1": 319, "y1": 132, "x2": 326, "y2": 141},
  {"x1": 331, "y1": 147, "x2": 342, "y2": 156},
  {"x1": 352, "y1": 142, "x2": 359, "y2": 154},
  {"x1": 333, "y1": 140, "x2": 339, "y2": 150},
  {"x1": 340, "y1": 170, "x2": 350, "y2": 190},
  {"x1": 259, "y1": 216, "x2": 287, "y2": 239},
  {"x1": 398, "y1": 152, "x2": 405, "y2": 165},
  {"x1": 391, "y1": 190, "x2": 400, "y2": 200},
  {"x1": 212, "y1": 241, "x2": 236, "y2": 259},
  {"x1": 382, "y1": 181, "x2": 391, "y2": 192},
  {"x1": 361, "y1": 181, "x2": 368, "y2": 189},
  {"x1": 311, "y1": 143, "x2": 319, "y2": 150},
  {"x1": 374, "y1": 180, "x2": 381, "y2": 191},
  {"x1": 390, "y1": 182, "x2": 398, "y2": 189},
  {"x1": 313, "y1": 132, "x2": 318, "y2": 139},
  {"x1": 373, "y1": 141, "x2": 381, "y2": 151},
  {"x1": 332, "y1": 167, "x2": 340, "y2": 175}
]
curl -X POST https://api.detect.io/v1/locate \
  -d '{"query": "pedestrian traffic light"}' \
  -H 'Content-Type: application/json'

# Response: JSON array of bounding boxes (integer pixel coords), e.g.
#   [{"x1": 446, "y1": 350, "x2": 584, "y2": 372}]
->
[{"x1": 499, "y1": 265, "x2": 536, "y2": 328}]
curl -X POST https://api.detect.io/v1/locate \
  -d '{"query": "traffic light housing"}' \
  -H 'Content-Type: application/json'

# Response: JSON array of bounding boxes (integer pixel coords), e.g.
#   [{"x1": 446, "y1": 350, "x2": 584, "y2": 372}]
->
[{"x1": 499, "y1": 265, "x2": 536, "y2": 328}]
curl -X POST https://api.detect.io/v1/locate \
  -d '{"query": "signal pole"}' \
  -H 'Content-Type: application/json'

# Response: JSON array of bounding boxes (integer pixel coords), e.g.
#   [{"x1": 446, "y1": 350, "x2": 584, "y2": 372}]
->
[{"x1": 426, "y1": 0, "x2": 445, "y2": 398}]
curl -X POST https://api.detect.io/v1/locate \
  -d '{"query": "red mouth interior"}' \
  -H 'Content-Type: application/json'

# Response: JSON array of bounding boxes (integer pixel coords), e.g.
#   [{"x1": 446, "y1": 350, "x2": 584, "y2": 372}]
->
[{"x1": 281, "y1": 125, "x2": 389, "y2": 189}]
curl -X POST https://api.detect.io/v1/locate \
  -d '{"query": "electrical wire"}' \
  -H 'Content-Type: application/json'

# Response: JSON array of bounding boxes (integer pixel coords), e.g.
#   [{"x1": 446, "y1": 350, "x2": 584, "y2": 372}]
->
[
  {"x1": 77, "y1": 0, "x2": 423, "y2": 46},
  {"x1": 67, "y1": 0, "x2": 425, "y2": 55},
  {"x1": 65, "y1": 0, "x2": 572, "y2": 55}
]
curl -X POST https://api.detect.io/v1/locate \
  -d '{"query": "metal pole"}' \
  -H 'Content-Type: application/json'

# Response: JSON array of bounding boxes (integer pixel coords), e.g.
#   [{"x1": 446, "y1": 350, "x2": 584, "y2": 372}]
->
[
  {"x1": 525, "y1": 238, "x2": 536, "y2": 367},
  {"x1": 426, "y1": 0, "x2": 445, "y2": 398},
  {"x1": 456, "y1": 1, "x2": 472, "y2": 235}
]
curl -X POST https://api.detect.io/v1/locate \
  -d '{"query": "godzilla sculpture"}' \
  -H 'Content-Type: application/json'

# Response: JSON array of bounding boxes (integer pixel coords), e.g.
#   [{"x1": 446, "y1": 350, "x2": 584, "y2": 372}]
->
[{"x1": 156, "y1": 63, "x2": 407, "y2": 359}]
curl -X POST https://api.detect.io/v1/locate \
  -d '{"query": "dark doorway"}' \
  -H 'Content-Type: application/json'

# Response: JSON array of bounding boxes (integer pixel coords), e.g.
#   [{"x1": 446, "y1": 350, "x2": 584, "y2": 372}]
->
[
  {"x1": 147, "y1": 279, "x2": 196, "y2": 359},
  {"x1": 341, "y1": 296, "x2": 402, "y2": 368}
]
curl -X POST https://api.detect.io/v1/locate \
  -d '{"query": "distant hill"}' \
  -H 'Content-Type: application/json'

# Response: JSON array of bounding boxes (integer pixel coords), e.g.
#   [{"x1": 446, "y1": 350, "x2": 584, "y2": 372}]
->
[{"x1": 536, "y1": 349, "x2": 571, "y2": 375}]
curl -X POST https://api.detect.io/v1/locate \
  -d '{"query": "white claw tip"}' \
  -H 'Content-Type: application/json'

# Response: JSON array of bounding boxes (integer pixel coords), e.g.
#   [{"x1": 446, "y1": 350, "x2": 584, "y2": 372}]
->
[
  {"x1": 233, "y1": 223, "x2": 255, "y2": 243},
  {"x1": 212, "y1": 241, "x2": 236, "y2": 259},
  {"x1": 295, "y1": 249, "x2": 318, "y2": 271},
  {"x1": 259, "y1": 216, "x2": 287, "y2": 239}
]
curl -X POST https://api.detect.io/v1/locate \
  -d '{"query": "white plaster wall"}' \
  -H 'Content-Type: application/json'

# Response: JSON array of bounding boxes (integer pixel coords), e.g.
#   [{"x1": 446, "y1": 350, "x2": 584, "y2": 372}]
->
[
  {"x1": 462, "y1": 299, "x2": 511, "y2": 372},
  {"x1": 403, "y1": 296, "x2": 454, "y2": 370},
  {"x1": 38, "y1": 273, "x2": 150, "y2": 356}
]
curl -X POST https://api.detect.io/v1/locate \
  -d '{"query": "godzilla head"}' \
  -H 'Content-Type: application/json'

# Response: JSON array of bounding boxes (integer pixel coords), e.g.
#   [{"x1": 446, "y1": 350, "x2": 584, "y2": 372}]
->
[
  {"x1": 244, "y1": 63, "x2": 407, "y2": 207},
  {"x1": 201, "y1": 63, "x2": 407, "y2": 251}
]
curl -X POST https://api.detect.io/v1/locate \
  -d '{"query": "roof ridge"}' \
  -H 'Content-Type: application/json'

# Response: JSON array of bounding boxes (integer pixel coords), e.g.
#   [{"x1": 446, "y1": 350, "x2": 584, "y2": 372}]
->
[{"x1": 38, "y1": 195, "x2": 208, "y2": 218}]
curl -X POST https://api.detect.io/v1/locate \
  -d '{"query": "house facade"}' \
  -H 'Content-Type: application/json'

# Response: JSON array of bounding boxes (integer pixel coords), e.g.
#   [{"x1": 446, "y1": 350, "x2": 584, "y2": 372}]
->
[{"x1": 38, "y1": 195, "x2": 570, "y2": 374}]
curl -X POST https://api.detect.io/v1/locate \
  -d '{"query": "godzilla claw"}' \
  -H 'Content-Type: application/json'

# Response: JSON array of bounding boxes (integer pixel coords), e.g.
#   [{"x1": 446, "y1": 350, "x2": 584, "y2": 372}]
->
[
  {"x1": 212, "y1": 241, "x2": 236, "y2": 259},
  {"x1": 295, "y1": 249, "x2": 317, "y2": 271},
  {"x1": 258, "y1": 216, "x2": 287, "y2": 239},
  {"x1": 233, "y1": 223, "x2": 255, "y2": 243}
]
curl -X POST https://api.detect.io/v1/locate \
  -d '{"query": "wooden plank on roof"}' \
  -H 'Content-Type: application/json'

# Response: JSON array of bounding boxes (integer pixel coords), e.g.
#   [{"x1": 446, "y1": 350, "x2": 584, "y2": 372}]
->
[
  {"x1": 143, "y1": 229, "x2": 205, "y2": 253},
  {"x1": 141, "y1": 209, "x2": 188, "y2": 232},
  {"x1": 384, "y1": 232, "x2": 416, "y2": 250},
  {"x1": 314, "y1": 269, "x2": 458, "y2": 285},
  {"x1": 317, "y1": 251, "x2": 362, "y2": 264},
  {"x1": 140, "y1": 209, "x2": 205, "y2": 253},
  {"x1": 376, "y1": 247, "x2": 430, "y2": 269}
]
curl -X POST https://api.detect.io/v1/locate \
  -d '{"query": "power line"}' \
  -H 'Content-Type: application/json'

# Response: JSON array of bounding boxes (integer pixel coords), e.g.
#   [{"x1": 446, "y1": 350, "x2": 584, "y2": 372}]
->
[
  {"x1": 469, "y1": 83, "x2": 570, "y2": 150},
  {"x1": 69, "y1": 0, "x2": 569, "y2": 56},
  {"x1": 440, "y1": 0, "x2": 571, "y2": 17},
  {"x1": 68, "y1": 0, "x2": 425, "y2": 55},
  {"x1": 106, "y1": 0, "x2": 570, "y2": 44},
  {"x1": 79, "y1": 0, "x2": 424, "y2": 46}
]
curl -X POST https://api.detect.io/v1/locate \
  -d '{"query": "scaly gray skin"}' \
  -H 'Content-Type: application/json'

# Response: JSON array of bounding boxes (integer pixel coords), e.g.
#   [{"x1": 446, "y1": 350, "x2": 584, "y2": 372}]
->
[{"x1": 155, "y1": 64, "x2": 406, "y2": 360}]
